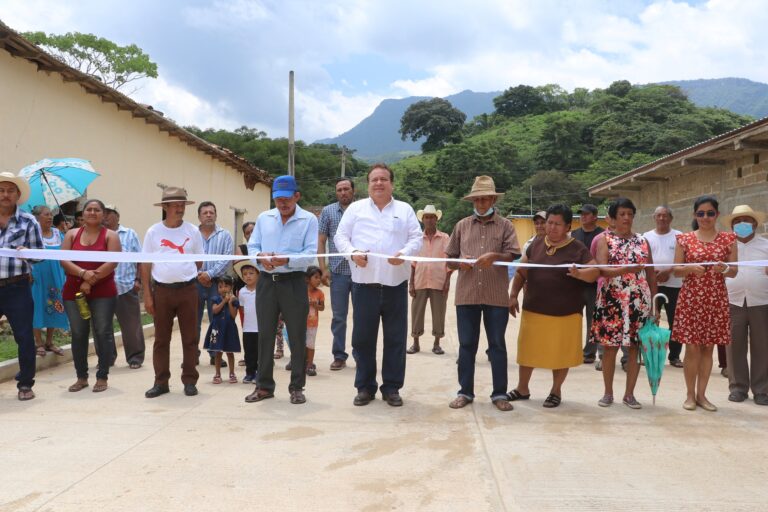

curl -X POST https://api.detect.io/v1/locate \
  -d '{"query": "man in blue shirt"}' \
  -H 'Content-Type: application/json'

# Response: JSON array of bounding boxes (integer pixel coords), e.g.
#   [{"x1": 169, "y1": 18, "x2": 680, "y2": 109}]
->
[{"x1": 245, "y1": 175, "x2": 318, "y2": 405}]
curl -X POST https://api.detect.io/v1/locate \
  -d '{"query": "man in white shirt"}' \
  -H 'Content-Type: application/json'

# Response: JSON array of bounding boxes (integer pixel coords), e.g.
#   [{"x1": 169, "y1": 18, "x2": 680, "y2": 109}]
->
[
  {"x1": 142, "y1": 187, "x2": 205, "y2": 399},
  {"x1": 643, "y1": 206, "x2": 684, "y2": 367},
  {"x1": 723, "y1": 205, "x2": 768, "y2": 405},
  {"x1": 334, "y1": 164, "x2": 422, "y2": 407}
]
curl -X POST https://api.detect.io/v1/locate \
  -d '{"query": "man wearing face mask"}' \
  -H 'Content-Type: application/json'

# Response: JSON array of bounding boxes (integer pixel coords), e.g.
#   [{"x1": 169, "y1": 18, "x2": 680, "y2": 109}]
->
[
  {"x1": 722, "y1": 205, "x2": 768, "y2": 405},
  {"x1": 445, "y1": 176, "x2": 520, "y2": 412}
]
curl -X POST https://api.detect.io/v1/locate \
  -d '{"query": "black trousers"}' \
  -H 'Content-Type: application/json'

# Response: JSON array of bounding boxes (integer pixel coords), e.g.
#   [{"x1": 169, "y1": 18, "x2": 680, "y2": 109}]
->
[
  {"x1": 658, "y1": 286, "x2": 682, "y2": 361},
  {"x1": 255, "y1": 273, "x2": 308, "y2": 393},
  {"x1": 243, "y1": 332, "x2": 259, "y2": 376}
]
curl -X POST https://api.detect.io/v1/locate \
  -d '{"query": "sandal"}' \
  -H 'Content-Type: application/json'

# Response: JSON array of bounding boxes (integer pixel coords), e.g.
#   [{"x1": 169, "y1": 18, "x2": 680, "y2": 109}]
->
[
  {"x1": 449, "y1": 395, "x2": 473, "y2": 409},
  {"x1": 493, "y1": 398, "x2": 513, "y2": 412},
  {"x1": 68, "y1": 380, "x2": 89, "y2": 392},
  {"x1": 273, "y1": 348, "x2": 284, "y2": 360},
  {"x1": 290, "y1": 389, "x2": 306, "y2": 404},
  {"x1": 36, "y1": 345, "x2": 47, "y2": 357},
  {"x1": 228, "y1": 373, "x2": 238, "y2": 384},
  {"x1": 506, "y1": 389, "x2": 531, "y2": 401},
  {"x1": 18, "y1": 387, "x2": 35, "y2": 401},
  {"x1": 543, "y1": 393, "x2": 562, "y2": 408},
  {"x1": 92, "y1": 379, "x2": 108, "y2": 393},
  {"x1": 45, "y1": 344, "x2": 65, "y2": 356},
  {"x1": 432, "y1": 345, "x2": 444, "y2": 355},
  {"x1": 238, "y1": 359, "x2": 246, "y2": 366},
  {"x1": 406, "y1": 344, "x2": 420, "y2": 354},
  {"x1": 244, "y1": 387, "x2": 274, "y2": 403},
  {"x1": 129, "y1": 362, "x2": 142, "y2": 369},
  {"x1": 212, "y1": 375, "x2": 222, "y2": 385}
]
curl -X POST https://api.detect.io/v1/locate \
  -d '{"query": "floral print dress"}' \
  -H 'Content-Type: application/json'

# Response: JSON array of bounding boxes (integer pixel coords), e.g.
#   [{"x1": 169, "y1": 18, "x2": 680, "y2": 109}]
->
[
  {"x1": 671, "y1": 231, "x2": 736, "y2": 346},
  {"x1": 590, "y1": 232, "x2": 652, "y2": 347}
]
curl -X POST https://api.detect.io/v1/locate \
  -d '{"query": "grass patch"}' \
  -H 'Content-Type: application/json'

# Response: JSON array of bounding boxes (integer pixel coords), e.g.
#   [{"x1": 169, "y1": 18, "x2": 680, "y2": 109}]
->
[{"x1": 0, "y1": 313, "x2": 154, "y2": 362}]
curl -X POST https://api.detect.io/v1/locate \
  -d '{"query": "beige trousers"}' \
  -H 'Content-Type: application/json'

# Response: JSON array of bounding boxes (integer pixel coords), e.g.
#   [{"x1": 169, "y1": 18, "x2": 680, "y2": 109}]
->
[
  {"x1": 410, "y1": 288, "x2": 447, "y2": 338},
  {"x1": 727, "y1": 303, "x2": 768, "y2": 396}
]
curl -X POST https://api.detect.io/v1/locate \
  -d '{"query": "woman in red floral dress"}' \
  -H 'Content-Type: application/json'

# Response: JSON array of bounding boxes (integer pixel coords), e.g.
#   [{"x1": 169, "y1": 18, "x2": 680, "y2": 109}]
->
[{"x1": 673, "y1": 196, "x2": 737, "y2": 412}]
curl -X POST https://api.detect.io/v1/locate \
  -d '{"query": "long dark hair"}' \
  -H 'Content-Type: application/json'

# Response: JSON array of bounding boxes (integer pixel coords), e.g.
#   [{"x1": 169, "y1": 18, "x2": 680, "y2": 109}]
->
[{"x1": 691, "y1": 195, "x2": 719, "y2": 230}]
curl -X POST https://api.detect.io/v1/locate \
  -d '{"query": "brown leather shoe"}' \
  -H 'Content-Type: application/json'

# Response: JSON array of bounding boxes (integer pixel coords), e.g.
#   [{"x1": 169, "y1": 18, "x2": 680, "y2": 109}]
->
[
  {"x1": 290, "y1": 389, "x2": 306, "y2": 404},
  {"x1": 330, "y1": 359, "x2": 346, "y2": 371},
  {"x1": 244, "y1": 387, "x2": 274, "y2": 403}
]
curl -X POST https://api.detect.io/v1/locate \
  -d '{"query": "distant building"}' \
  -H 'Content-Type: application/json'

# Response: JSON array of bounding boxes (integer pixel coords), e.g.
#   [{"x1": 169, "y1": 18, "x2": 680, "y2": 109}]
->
[
  {"x1": 0, "y1": 20, "x2": 270, "y2": 244},
  {"x1": 589, "y1": 117, "x2": 768, "y2": 233}
]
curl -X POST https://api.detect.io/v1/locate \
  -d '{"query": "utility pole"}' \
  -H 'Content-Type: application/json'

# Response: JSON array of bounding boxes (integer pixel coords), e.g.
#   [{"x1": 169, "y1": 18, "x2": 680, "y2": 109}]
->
[
  {"x1": 340, "y1": 146, "x2": 347, "y2": 177},
  {"x1": 288, "y1": 70, "x2": 295, "y2": 176},
  {"x1": 529, "y1": 185, "x2": 533, "y2": 215}
]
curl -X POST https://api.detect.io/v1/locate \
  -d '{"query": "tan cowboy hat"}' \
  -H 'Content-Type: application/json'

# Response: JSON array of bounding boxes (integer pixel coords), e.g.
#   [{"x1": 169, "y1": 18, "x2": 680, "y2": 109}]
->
[
  {"x1": 416, "y1": 204, "x2": 442, "y2": 222},
  {"x1": 533, "y1": 210, "x2": 547, "y2": 221},
  {"x1": 721, "y1": 204, "x2": 766, "y2": 227},
  {"x1": 0, "y1": 171, "x2": 31, "y2": 205},
  {"x1": 462, "y1": 175, "x2": 505, "y2": 201},
  {"x1": 154, "y1": 186, "x2": 195, "y2": 206},
  {"x1": 233, "y1": 259, "x2": 259, "y2": 281}
]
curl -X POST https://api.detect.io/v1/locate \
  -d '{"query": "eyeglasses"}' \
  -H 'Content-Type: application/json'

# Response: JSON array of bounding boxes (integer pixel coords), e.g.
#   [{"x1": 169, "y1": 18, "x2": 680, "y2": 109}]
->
[{"x1": 695, "y1": 210, "x2": 717, "y2": 218}]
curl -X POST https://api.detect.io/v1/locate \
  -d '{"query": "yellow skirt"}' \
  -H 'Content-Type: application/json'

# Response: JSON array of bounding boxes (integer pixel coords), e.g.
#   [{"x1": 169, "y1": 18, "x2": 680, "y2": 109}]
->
[{"x1": 517, "y1": 310, "x2": 583, "y2": 370}]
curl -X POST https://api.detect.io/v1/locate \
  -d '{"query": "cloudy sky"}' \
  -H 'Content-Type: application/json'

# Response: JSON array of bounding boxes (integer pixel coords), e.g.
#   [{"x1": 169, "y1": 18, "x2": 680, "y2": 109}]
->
[{"x1": 2, "y1": 0, "x2": 767, "y2": 142}]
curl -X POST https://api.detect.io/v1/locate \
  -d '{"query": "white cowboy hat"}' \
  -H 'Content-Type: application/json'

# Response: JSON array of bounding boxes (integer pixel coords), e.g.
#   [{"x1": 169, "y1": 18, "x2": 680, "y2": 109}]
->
[
  {"x1": 416, "y1": 204, "x2": 442, "y2": 222},
  {"x1": 721, "y1": 204, "x2": 766, "y2": 228},
  {"x1": 0, "y1": 171, "x2": 31, "y2": 205},
  {"x1": 233, "y1": 259, "x2": 259, "y2": 281},
  {"x1": 462, "y1": 175, "x2": 505, "y2": 201}
]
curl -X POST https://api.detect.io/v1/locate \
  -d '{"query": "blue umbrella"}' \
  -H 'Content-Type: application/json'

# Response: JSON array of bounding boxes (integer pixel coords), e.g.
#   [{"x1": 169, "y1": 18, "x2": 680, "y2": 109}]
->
[{"x1": 18, "y1": 158, "x2": 100, "y2": 211}]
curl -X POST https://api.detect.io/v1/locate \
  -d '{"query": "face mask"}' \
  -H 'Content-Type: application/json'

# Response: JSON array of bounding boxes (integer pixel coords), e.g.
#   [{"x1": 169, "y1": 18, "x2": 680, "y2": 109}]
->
[
  {"x1": 474, "y1": 207, "x2": 494, "y2": 218},
  {"x1": 734, "y1": 222, "x2": 754, "y2": 238}
]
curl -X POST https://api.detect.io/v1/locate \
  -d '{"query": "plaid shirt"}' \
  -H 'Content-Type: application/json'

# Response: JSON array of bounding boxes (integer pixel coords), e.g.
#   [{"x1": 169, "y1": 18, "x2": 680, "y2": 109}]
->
[
  {"x1": 318, "y1": 201, "x2": 351, "y2": 275},
  {"x1": 0, "y1": 207, "x2": 44, "y2": 279},
  {"x1": 115, "y1": 224, "x2": 142, "y2": 295},
  {"x1": 201, "y1": 225, "x2": 234, "y2": 278}
]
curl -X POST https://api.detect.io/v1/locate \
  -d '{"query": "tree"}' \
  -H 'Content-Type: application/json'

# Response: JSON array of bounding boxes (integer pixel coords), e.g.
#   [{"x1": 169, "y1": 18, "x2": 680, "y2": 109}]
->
[
  {"x1": 22, "y1": 31, "x2": 158, "y2": 91},
  {"x1": 399, "y1": 98, "x2": 467, "y2": 152},
  {"x1": 493, "y1": 85, "x2": 547, "y2": 117}
]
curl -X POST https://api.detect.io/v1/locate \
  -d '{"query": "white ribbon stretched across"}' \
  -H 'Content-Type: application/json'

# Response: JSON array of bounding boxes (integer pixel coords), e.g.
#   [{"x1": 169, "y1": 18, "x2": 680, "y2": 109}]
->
[{"x1": 2, "y1": 248, "x2": 768, "y2": 268}]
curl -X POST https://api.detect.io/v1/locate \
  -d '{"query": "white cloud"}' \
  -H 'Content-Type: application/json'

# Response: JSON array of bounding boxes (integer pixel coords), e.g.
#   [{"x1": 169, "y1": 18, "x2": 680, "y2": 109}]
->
[
  {"x1": 0, "y1": 0, "x2": 77, "y2": 32},
  {"x1": 296, "y1": 89, "x2": 387, "y2": 141}
]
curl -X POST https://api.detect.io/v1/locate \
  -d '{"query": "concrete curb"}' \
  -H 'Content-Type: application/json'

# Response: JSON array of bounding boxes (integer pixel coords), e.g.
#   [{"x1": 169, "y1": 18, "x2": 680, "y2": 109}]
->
[{"x1": 0, "y1": 320, "x2": 178, "y2": 383}]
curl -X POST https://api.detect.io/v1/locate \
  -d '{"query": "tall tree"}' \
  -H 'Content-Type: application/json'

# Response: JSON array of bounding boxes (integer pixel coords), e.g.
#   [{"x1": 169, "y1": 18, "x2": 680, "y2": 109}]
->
[
  {"x1": 22, "y1": 31, "x2": 158, "y2": 91},
  {"x1": 493, "y1": 85, "x2": 547, "y2": 117},
  {"x1": 399, "y1": 98, "x2": 467, "y2": 152}
]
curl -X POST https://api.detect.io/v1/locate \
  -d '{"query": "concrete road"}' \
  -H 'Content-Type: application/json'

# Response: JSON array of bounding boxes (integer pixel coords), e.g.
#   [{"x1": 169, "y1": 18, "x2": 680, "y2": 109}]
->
[{"x1": 1, "y1": 301, "x2": 766, "y2": 512}]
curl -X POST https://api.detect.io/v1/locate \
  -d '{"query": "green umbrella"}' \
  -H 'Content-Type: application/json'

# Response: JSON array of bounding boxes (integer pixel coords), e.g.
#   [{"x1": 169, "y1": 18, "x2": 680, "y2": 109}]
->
[{"x1": 638, "y1": 293, "x2": 671, "y2": 405}]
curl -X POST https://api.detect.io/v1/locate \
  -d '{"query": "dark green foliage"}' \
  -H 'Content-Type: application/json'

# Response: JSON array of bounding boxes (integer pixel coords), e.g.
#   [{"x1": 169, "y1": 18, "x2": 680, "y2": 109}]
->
[{"x1": 399, "y1": 98, "x2": 467, "y2": 152}]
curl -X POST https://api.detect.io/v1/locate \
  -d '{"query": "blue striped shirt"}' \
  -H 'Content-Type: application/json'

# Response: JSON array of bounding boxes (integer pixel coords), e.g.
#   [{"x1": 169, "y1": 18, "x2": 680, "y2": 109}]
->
[
  {"x1": 115, "y1": 224, "x2": 141, "y2": 295},
  {"x1": 201, "y1": 225, "x2": 234, "y2": 278},
  {"x1": 0, "y1": 207, "x2": 44, "y2": 279},
  {"x1": 318, "y1": 201, "x2": 351, "y2": 275}
]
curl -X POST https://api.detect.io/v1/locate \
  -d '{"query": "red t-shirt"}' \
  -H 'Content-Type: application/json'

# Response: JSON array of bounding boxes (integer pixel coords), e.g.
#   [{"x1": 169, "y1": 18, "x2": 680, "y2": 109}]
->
[{"x1": 62, "y1": 227, "x2": 118, "y2": 300}]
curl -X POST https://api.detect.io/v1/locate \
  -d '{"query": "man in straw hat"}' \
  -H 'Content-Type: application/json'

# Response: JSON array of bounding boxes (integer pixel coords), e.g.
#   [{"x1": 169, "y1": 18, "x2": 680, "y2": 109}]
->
[
  {"x1": 722, "y1": 205, "x2": 768, "y2": 405},
  {"x1": 0, "y1": 172, "x2": 44, "y2": 400},
  {"x1": 408, "y1": 204, "x2": 451, "y2": 356},
  {"x1": 142, "y1": 186, "x2": 205, "y2": 398},
  {"x1": 445, "y1": 175, "x2": 520, "y2": 412}
]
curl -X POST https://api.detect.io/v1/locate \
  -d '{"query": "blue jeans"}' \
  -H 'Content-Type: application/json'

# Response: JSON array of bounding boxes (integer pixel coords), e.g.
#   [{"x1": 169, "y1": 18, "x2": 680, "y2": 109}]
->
[
  {"x1": 330, "y1": 271, "x2": 352, "y2": 361},
  {"x1": 0, "y1": 280, "x2": 36, "y2": 389},
  {"x1": 351, "y1": 281, "x2": 407, "y2": 395},
  {"x1": 196, "y1": 281, "x2": 215, "y2": 347},
  {"x1": 64, "y1": 296, "x2": 117, "y2": 380},
  {"x1": 456, "y1": 305, "x2": 509, "y2": 401}
]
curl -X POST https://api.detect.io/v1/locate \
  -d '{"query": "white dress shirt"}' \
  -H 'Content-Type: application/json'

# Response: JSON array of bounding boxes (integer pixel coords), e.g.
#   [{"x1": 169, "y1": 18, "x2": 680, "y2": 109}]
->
[
  {"x1": 726, "y1": 235, "x2": 768, "y2": 307},
  {"x1": 643, "y1": 228, "x2": 683, "y2": 288},
  {"x1": 334, "y1": 197, "x2": 422, "y2": 286}
]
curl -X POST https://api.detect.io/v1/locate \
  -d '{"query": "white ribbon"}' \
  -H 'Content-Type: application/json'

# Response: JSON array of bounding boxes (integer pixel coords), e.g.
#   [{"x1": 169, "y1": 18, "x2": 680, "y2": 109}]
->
[{"x1": 2, "y1": 248, "x2": 766, "y2": 268}]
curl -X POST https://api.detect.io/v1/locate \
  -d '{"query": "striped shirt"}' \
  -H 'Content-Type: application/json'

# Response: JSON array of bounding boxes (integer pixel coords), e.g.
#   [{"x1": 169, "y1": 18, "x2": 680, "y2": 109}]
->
[
  {"x1": 201, "y1": 225, "x2": 234, "y2": 278},
  {"x1": 0, "y1": 207, "x2": 44, "y2": 279},
  {"x1": 445, "y1": 212, "x2": 520, "y2": 307},
  {"x1": 318, "y1": 201, "x2": 351, "y2": 275},
  {"x1": 115, "y1": 224, "x2": 141, "y2": 295}
]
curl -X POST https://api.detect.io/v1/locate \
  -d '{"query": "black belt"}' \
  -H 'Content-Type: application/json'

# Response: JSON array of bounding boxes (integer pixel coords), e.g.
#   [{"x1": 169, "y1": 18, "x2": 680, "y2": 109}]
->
[
  {"x1": 154, "y1": 278, "x2": 196, "y2": 289},
  {"x1": 0, "y1": 274, "x2": 29, "y2": 287},
  {"x1": 264, "y1": 271, "x2": 305, "y2": 282}
]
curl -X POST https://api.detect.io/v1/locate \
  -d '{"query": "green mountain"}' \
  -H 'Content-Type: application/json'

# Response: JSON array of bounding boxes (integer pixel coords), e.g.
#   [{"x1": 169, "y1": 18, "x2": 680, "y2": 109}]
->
[{"x1": 662, "y1": 78, "x2": 768, "y2": 119}]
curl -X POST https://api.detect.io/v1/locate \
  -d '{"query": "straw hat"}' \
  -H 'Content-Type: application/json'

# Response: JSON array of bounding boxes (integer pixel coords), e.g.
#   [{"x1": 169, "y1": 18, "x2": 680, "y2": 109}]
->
[
  {"x1": 721, "y1": 205, "x2": 766, "y2": 227},
  {"x1": 416, "y1": 204, "x2": 442, "y2": 222},
  {"x1": 462, "y1": 175, "x2": 505, "y2": 201},
  {"x1": 233, "y1": 259, "x2": 259, "y2": 281},
  {"x1": 0, "y1": 171, "x2": 31, "y2": 205},
  {"x1": 533, "y1": 210, "x2": 547, "y2": 221},
  {"x1": 154, "y1": 186, "x2": 195, "y2": 206}
]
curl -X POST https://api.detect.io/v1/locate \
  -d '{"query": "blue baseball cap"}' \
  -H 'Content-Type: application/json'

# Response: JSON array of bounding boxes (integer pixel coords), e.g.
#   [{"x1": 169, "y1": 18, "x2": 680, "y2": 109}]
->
[{"x1": 272, "y1": 175, "x2": 298, "y2": 199}]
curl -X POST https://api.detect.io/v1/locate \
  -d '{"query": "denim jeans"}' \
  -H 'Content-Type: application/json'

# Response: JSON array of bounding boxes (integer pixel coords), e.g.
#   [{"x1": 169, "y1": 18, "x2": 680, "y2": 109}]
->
[
  {"x1": 456, "y1": 304, "x2": 509, "y2": 401},
  {"x1": 0, "y1": 280, "x2": 36, "y2": 389},
  {"x1": 64, "y1": 296, "x2": 117, "y2": 380},
  {"x1": 351, "y1": 281, "x2": 407, "y2": 396},
  {"x1": 330, "y1": 271, "x2": 352, "y2": 361}
]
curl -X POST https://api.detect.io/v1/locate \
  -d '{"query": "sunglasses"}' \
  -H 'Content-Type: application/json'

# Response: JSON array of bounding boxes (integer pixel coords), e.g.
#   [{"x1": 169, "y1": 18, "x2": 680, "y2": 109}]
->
[{"x1": 695, "y1": 210, "x2": 717, "y2": 218}]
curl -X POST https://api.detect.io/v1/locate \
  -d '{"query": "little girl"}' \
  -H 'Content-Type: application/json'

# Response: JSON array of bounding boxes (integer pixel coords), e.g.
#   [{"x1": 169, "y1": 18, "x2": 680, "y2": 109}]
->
[
  {"x1": 203, "y1": 275, "x2": 241, "y2": 383},
  {"x1": 305, "y1": 266, "x2": 325, "y2": 376}
]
